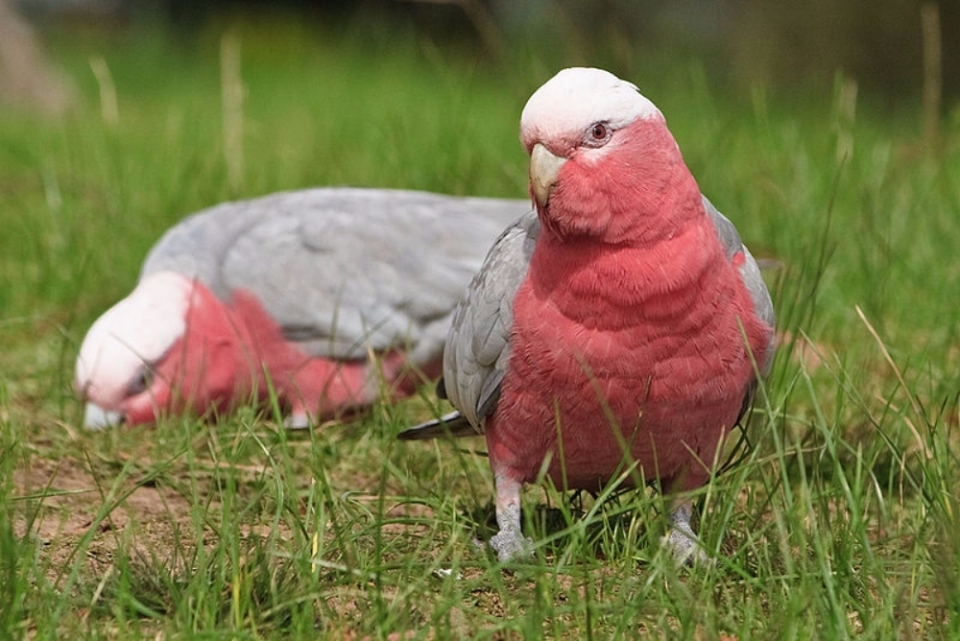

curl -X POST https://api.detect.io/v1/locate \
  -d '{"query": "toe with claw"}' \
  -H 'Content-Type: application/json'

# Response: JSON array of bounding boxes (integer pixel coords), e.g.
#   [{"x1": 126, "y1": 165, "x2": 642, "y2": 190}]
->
[{"x1": 662, "y1": 501, "x2": 713, "y2": 567}]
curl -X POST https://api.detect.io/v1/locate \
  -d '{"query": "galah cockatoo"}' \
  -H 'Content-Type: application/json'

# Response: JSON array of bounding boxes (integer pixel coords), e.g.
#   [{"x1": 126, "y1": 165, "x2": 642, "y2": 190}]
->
[
  {"x1": 76, "y1": 188, "x2": 528, "y2": 428},
  {"x1": 400, "y1": 68, "x2": 776, "y2": 563}
]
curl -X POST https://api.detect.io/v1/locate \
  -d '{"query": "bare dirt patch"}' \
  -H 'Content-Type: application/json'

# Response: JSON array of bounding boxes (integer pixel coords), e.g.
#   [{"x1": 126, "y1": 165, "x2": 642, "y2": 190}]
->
[{"x1": 11, "y1": 453, "x2": 198, "y2": 581}]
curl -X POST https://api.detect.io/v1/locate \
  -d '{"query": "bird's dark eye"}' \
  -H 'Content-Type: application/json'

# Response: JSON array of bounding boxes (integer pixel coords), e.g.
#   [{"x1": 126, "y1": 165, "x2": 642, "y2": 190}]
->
[
  {"x1": 128, "y1": 368, "x2": 153, "y2": 396},
  {"x1": 584, "y1": 122, "x2": 611, "y2": 147}
]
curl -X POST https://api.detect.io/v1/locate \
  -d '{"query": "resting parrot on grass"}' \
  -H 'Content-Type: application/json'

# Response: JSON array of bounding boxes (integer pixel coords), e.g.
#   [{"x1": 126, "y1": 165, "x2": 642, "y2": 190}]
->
[
  {"x1": 399, "y1": 68, "x2": 776, "y2": 563},
  {"x1": 75, "y1": 188, "x2": 528, "y2": 429}
]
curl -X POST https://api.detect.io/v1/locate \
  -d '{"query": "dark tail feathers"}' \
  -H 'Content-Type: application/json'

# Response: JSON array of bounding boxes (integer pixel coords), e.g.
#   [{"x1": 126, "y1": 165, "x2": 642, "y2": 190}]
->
[{"x1": 397, "y1": 411, "x2": 479, "y2": 440}]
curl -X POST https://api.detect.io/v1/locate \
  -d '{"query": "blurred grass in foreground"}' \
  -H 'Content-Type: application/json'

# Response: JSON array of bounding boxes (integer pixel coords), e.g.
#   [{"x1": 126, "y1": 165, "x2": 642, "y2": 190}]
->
[{"x1": 1, "y1": 12, "x2": 960, "y2": 639}]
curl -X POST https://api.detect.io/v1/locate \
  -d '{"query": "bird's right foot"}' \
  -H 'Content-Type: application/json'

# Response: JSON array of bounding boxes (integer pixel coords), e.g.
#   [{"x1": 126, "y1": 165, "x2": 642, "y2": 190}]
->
[{"x1": 489, "y1": 528, "x2": 535, "y2": 563}]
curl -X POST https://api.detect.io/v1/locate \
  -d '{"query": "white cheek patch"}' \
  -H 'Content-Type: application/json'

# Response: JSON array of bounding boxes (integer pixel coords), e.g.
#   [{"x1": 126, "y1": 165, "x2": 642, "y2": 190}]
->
[{"x1": 75, "y1": 271, "x2": 194, "y2": 405}]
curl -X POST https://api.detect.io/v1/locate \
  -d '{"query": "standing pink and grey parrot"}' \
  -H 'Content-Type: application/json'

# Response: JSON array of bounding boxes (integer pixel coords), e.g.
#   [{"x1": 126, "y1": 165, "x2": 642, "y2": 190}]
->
[
  {"x1": 76, "y1": 188, "x2": 528, "y2": 428},
  {"x1": 400, "y1": 68, "x2": 776, "y2": 563}
]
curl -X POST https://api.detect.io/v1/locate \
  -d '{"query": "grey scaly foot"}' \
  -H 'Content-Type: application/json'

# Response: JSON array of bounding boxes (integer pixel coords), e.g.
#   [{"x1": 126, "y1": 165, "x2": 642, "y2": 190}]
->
[
  {"x1": 489, "y1": 473, "x2": 534, "y2": 562},
  {"x1": 489, "y1": 502, "x2": 534, "y2": 562},
  {"x1": 662, "y1": 501, "x2": 713, "y2": 567}
]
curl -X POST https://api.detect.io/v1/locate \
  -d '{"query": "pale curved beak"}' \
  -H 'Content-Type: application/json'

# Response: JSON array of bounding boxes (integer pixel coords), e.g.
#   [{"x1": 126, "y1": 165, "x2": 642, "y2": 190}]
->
[
  {"x1": 84, "y1": 403, "x2": 124, "y2": 429},
  {"x1": 529, "y1": 143, "x2": 567, "y2": 209}
]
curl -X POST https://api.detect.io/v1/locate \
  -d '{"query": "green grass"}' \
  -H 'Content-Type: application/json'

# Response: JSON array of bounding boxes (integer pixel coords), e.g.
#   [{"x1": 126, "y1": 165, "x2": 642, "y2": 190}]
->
[{"x1": 2, "y1": 11, "x2": 960, "y2": 639}]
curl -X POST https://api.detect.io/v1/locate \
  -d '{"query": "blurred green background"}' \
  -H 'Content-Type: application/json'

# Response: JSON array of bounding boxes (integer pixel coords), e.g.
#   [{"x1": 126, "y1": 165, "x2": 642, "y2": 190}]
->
[{"x1": 8, "y1": 0, "x2": 960, "y2": 106}]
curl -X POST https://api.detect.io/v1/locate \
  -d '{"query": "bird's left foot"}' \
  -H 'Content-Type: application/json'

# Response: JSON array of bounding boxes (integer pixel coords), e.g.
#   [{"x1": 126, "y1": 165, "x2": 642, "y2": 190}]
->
[
  {"x1": 662, "y1": 526, "x2": 712, "y2": 567},
  {"x1": 662, "y1": 502, "x2": 713, "y2": 567}
]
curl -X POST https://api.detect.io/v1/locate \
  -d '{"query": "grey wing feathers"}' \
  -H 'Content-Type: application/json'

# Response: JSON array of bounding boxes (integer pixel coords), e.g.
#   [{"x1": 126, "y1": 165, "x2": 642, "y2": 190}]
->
[
  {"x1": 141, "y1": 198, "x2": 264, "y2": 292},
  {"x1": 142, "y1": 187, "x2": 529, "y2": 363},
  {"x1": 702, "y1": 195, "x2": 776, "y2": 373},
  {"x1": 442, "y1": 210, "x2": 539, "y2": 428}
]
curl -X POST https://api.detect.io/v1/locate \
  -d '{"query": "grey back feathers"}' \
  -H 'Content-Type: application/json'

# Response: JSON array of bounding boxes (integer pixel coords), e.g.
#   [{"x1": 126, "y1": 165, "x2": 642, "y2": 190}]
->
[{"x1": 142, "y1": 187, "x2": 529, "y2": 362}]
